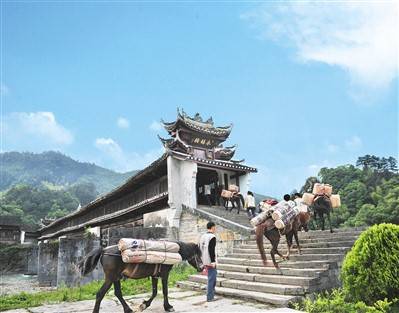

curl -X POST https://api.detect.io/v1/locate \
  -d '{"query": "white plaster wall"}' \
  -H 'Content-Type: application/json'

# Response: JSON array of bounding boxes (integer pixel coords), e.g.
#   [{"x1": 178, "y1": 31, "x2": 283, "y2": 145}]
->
[
  {"x1": 167, "y1": 156, "x2": 198, "y2": 209},
  {"x1": 239, "y1": 173, "x2": 251, "y2": 196}
]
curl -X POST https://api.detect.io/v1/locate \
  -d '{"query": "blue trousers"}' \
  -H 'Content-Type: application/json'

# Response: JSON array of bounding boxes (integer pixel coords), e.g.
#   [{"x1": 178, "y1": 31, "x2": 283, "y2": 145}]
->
[{"x1": 207, "y1": 267, "x2": 217, "y2": 301}]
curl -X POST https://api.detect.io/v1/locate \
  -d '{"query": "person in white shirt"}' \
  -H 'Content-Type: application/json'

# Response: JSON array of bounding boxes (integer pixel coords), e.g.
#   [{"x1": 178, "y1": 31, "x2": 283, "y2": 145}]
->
[
  {"x1": 245, "y1": 191, "x2": 256, "y2": 219},
  {"x1": 199, "y1": 221, "x2": 217, "y2": 302},
  {"x1": 204, "y1": 184, "x2": 212, "y2": 206}
]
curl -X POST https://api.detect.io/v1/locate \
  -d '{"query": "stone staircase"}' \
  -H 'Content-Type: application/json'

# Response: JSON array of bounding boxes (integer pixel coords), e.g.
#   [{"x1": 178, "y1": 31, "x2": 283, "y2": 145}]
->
[{"x1": 177, "y1": 228, "x2": 365, "y2": 307}]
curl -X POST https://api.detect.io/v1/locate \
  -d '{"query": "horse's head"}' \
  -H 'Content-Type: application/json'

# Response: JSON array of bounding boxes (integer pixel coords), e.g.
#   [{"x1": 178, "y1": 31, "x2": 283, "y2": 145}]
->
[{"x1": 178, "y1": 242, "x2": 203, "y2": 272}]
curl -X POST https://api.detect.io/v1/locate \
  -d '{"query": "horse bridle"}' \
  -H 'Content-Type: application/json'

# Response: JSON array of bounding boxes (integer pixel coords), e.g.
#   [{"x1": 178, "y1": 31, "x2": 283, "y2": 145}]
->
[{"x1": 187, "y1": 249, "x2": 202, "y2": 270}]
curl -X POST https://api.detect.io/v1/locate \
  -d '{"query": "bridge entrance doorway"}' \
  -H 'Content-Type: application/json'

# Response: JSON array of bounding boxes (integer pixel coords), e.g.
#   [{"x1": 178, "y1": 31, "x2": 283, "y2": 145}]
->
[{"x1": 196, "y1": 168, "x2": 220, "y2": 206}]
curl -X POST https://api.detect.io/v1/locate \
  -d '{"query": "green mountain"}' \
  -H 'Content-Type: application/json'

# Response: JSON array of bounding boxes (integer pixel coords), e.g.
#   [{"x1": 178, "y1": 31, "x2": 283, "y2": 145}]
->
[{"x1": 0, "y1": 151, "x2": 138, "y2": 194}]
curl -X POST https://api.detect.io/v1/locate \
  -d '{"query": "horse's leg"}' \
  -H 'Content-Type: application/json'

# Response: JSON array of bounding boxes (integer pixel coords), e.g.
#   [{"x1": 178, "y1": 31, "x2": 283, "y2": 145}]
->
[
  {"x1": 140, "y1": 277, "x2": 158, "y2": 311},
  {"x1": 162, "y1": 273, "x2": 174, "y2": 312},
  {"x1": 327, "y1": 211, "x2": 333, "y2": 233},
  {"x1": 92, "y1": 280, "x2": 113, "y2": 313},
  {"x1": 293, "y1": 230, "x2": 301, "y2": 254},
  {"x1": 320, "y1": 212, "x2": 325, "y2": 231},
  {"x1": 114, "y1": 280, "x2": 133, "y2": 313},
  {"x1": 269, "y1": 232, "x2": 281, "y2": 268},
  {"x1": 284, "y1": 232, "x2": 293, "y2": 259}
]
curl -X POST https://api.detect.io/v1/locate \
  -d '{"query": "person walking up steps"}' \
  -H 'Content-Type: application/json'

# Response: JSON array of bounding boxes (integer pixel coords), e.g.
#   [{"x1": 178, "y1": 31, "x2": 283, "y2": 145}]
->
[
  {"x1": 199, "y1": 221, "x2": 217, "y2": 302},
  {"x1": 245, "y1": 191, "x2": 256, "y2": 219}
]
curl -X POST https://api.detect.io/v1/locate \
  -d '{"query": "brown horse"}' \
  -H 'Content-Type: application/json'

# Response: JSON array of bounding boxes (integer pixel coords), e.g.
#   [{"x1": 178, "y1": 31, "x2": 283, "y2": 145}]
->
[
  {"x1": 79, "y1": 241, "x2": 203, "y2": 313},
  {"x1": 312, "y1": 194, "x2": 333, "y2": 233},
  {"x1": 255, "y1": 212, "x2": 311, "y2": 268}
]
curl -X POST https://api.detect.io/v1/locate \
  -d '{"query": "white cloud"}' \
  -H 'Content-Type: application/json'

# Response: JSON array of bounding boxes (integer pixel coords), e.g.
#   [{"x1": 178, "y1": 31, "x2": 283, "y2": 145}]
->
[
  {"x1": 345, "y1": 135, "x2": 362, "y2": 150},
  {"x1": 94, "y1": 137, "x2": 163, "y2": 172},
  {"x1": 117, "y1": 117, "x2": 130, "y2": 129},
  {"x1": 149, "y1": 121, "x2": 163, "y2": 132},
  {"x1": 2, "y1": 112, "x2": 73, "y2": 151},
  {"x1": 242, "y1": 2, "x2": 399, "y2": 90}
]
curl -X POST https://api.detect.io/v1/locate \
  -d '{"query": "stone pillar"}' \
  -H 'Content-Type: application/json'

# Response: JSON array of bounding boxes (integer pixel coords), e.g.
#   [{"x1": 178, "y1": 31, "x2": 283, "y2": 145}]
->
[
  {"x1": 167, "y1": 156, "x2": 198, "y2": 239},
  {"x1": 26, "y1": 244, "x2": 38, "y2": 275},
  {"x1": 57, "y1": 235, "x2": 104, "y2": 287},
  {"x1": 38, "y1": 240, "x2": 59, "y2": 287},
  {"x1": 167, "y1": 156, "x2": 198, "y2": 209}
]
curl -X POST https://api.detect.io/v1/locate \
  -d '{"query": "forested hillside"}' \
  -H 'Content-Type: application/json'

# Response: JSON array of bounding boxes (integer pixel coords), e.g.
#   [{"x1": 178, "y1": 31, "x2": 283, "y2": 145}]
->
[
  {"x1": 300, "y1": 155, "x2": 398, "y2": 228},
  {"x1": 0, "y1": 151, "x2": 139, "y2": 226},
  {"x1": 0, "y1": 151, "x2": 137, "y2": 194}
]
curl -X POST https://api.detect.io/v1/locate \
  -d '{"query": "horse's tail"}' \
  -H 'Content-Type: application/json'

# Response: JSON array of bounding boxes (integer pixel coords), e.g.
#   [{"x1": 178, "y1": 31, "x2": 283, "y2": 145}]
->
[
  {"x1": 79, "y1": 247, "x2": 103, "y2": 276},
  {"x1": 255, "y1": 223, "x2": 267, "y2": 264}
]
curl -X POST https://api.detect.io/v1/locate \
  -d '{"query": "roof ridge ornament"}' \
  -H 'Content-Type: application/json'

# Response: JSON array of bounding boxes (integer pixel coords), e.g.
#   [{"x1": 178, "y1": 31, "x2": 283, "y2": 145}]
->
[{"x1": 205, "y1": 116, "x2": 214, "y2": 125}]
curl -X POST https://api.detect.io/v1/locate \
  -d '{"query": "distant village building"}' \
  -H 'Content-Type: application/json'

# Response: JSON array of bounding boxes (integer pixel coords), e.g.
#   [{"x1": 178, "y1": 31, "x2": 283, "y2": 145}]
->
[
  {"x1": 37, "y1": 109, "x2": 257, "y2": 287},
  {"x1": 0, "y1": 216, "x2": 39, "y2": 245}
]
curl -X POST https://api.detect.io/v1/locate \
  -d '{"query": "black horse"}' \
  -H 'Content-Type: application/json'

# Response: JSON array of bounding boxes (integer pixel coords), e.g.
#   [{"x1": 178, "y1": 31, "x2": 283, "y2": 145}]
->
[
  {"x1": 312, "y1": 194, "x2": 333, "y2": 233},
  {"x1": 222, "y1": 193, "x2": 245, "y2": 214},
  {"x1": 79, "y1": 242, "x2": 203, "y2": 313}
]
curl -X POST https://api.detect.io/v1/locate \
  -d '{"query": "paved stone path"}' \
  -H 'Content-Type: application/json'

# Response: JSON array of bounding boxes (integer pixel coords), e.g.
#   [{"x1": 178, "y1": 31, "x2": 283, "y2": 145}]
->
[{"x1": 3, "y1": 288, "x2": 303, "y2": 313}]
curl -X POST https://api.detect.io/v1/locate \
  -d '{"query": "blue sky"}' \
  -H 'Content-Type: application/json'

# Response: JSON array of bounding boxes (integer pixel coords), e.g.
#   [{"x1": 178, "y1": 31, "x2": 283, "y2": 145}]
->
[{"x1": 2, "y1": 2, "x2": 398, "y2": 197}]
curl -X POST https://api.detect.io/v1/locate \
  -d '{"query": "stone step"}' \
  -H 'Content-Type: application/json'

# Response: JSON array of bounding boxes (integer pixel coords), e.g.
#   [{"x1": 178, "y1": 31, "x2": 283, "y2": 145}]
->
[
  {"x1": 188, "y1": 274, "x2": 304, "y2": 295},
  {"x1": 243, "y1": 237, "x2": 359, "y2": 247},
  {"x1": 176, "y1": 280, "x2": 300, "y2": 306},
  {"x1": 240, "y1": 240, "x2": 356, "y2": 249},
  {"x1": 225, "y1": 253, "x2": 345, "y2": 262},
  {"x1": 218, "y1": 270, "x2": 318, "y2": 287},
  {"x1": 233, "y1": 246, "x2": 351, "y2": 255},
  {"x1": 248, "y1": 234, "x2": 361, "y2": 241},
  {"x1": 218, "y1": 257, "x2": 332, "y2": 269},
  {"x1": 217, "y1": 263, "x2": 325, "y2": 277}
]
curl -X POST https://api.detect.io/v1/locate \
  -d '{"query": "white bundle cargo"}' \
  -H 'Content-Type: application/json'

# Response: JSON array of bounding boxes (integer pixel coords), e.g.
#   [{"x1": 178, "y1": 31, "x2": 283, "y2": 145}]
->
[
  {"x1": 118, "y1": 239, "x2": 180, "y2": 253},
  {"x1": 312, "y1": 183, "x2": 324, "y2": 195},
  {"x1": 275, "y1": 219, "x2": 285, "y2": 229},
  {"x1": 324, "y1": 184, "x2": 333, "y2": 196},
  {"x1": 221, "y1": 190, "x2": 233, "y2": 198},
  {"x1": 271, "y1": 201, "x2": 297, "y2": 230},
  {"x1": 250, "y1": 210, "x2": 271, "y2": 227},
  {"x1": 296, "y1": 203, "x2": 308, "y2": 213},
  {"x1": 312, "y1": 183, "x2": 333, "y2": 196},
  {"x1": 228, "y1": 184, "x2": 239, "y2": 192},
  {"x1": 330, "y1": 194, "x2": 341, "y2": 208},
  {"x1": 302, "y1": 193, "x2": 315, "y2": 206},
  {"x1": 121, "y1": 250, "x2": 182, "y2": 265},
  {"x1": 259, "y1": 202, "x2": 272, "y2": 212}
]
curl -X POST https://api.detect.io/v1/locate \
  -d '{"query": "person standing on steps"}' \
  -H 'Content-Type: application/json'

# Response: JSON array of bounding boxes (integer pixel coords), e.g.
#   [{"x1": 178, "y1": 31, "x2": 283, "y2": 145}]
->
[
  {"x1": 199, "y1": 221, "x2": 217, "y2": 302},
  {"x1": 245, "y1": 191, "x2": 257, "y2": 219},
  {"x1": 204, "y1": 184, "x2": 212, "y2": 206}
]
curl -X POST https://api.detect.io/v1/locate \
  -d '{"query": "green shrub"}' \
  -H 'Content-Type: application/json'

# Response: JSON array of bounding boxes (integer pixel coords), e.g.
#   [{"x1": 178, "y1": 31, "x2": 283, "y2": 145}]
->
[
  {"x1": 341, "y1": 223, "x2": 399, "y2": 304},
  {"x1": 294, "y1": 289, "x2": 395, "y2": 313}
]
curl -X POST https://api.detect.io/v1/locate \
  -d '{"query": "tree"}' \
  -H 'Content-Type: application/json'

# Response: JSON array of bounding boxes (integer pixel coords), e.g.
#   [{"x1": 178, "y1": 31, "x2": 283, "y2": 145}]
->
[
  {"x1": 300, "y1": 177, "x2": 320, "y2": 194},
  {"x1": 67, "y1": 182, "x2": 98, "y2": 206}
]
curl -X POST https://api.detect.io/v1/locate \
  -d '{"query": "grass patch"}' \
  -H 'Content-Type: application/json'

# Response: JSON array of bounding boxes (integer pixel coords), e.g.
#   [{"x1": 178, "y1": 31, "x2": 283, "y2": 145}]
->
[{"x1": 0, "y1": 264, "x2": 196, "y2": 311}]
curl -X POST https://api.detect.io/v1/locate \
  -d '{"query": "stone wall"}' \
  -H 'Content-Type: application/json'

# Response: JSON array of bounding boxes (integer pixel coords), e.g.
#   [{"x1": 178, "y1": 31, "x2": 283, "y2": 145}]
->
[
  {"x1": 0, "y1": 243, "x2": 37, "y2": 274},
  {"x1": 26, "y1": 244, "x2": 38, "y2": 275},
  {"x1": 178, "y1": 210, "x2": 246, "y2": 257},
  {"x1": 57, "y1": 235, "x2": 103, "y2": 287},
  {"x1": 38, "y1": 240, "x2": 59, "y2": 287}
]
